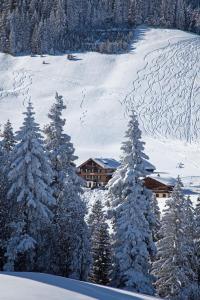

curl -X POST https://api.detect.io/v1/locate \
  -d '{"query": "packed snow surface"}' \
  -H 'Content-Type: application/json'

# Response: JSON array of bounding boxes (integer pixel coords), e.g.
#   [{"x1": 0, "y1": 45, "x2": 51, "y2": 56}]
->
[
  {"x1": 0, "y1": 27, "x2": 199, "y2": 179},
  {"x1": 0, "y1": 273, "x2": 160, "y2": 300}
]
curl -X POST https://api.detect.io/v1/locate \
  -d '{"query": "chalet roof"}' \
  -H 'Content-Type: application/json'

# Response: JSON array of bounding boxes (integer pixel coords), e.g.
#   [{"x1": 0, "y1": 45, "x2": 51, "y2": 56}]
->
[
  {"x1": 148, "y1": 175, "x2": 177, "y2": 187},
  {"x1": 93, "y1": 158, "x2": 120, "y2": 169},
  {"x1": 79, "y1": 157, "x2": 156, "y2": 172},
  {"x1": 143, "y1": 160, "x2": 155, "y2": 171}
]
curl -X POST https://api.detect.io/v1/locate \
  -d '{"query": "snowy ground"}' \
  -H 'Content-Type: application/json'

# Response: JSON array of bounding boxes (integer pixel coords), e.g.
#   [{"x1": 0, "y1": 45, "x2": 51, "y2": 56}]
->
[
  {"x1": 0, "y1": 273, "x2": 160, "y2": 300},
  {"x1": 84, "y1": 188, "x2": 199, "y2": 218},
  {"x1": 0, "y1": 26, "x2": 199, "y2": 181}
]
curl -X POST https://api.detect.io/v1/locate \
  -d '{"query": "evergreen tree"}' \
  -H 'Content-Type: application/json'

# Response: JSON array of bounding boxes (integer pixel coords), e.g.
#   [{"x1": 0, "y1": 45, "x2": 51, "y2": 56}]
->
[
  {"x1": 0, "y1": 140, "x2": 6, "y2": 270},
  {"x1": 44, "y1": 93, "x2": 91, "y2": 279},
  {"x1": 152, "y1": 178, "x2": 197, "y2": 300},
  {"x1": 88, "y1": 199, "x2": 104, "y2": 235},
  {"x1": 0, "y1": 120, "x2": 16, "y2": 270},
  {"x1": 107, "y1": 111, "x2": 156, "y2": 295},
  {"x1": 88, "y1": 199, "x2": 112, "y2": 285},
  {"x1": 90, "y1": 221, "x2": 111, "y2": 285},
  {"x1": 4, "y1": 101, "x2": 55, "y2": 271},
  {"x1": 150, "y1": 194, "x2": 161, "y2": 242},
  {"x1": 2, "y1": 120, "x2": 16, "y2": 153},
  {"x1": 195, "y1": 196, "x2": 200, "y2": 282}
]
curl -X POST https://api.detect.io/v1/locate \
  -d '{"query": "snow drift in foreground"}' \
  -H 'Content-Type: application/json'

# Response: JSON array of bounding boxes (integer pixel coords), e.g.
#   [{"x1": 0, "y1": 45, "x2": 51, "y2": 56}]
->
[{"x1": 0, "y1": 273, "x2": 160, "y2": 300}]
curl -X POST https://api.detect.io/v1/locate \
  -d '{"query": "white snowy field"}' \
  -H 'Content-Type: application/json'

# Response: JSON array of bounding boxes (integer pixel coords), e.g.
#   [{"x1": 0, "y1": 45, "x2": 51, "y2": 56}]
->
[
  {"x1": 0, "y1": 26, "x2": 199, "y2": 180},
  {"x1": 0, "y1": 273, "x2": 160, "y2": 300}
]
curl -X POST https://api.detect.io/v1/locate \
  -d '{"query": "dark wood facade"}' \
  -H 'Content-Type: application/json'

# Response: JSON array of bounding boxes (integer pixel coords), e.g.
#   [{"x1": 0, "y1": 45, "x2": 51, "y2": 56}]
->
[
  {"x1": 144, "y1": 177, "x2": 174, "y2": 198},
  {"x1": 78, "y1": 158, "x2": 118, "y2": 188}
]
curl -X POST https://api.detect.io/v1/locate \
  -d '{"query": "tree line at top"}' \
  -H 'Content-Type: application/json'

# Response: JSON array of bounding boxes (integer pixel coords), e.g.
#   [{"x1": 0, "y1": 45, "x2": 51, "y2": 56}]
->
[
  {"x1": 0, "y1": 93, "x2": 200, "y2": 299},
  {"x1": 0, "y1": 0, "x2": 199, "y2": 54}
]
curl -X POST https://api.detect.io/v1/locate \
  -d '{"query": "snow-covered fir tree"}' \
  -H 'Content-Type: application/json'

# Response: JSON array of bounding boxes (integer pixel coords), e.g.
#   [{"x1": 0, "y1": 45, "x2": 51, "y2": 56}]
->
[
  {"x1": 90, "y1": 221, "x2": 111, "y2": 285},
  {"x1": 44, "y1": 92, "x2": 77, "y2": 201},
  {"x1": 88, "y1": 199, "x2": 104, "y2": 235},
  {"x1": 0, "y1": 140, "x2": 6, "y2": 270},
  {"x1": 152, "y1": 178, "x2": 198, "y2": 300},
  {"x1": 0, "y1": 120, "x2": 16, "y2": 270},
  {"x1": 184, "y1": 196, "x2": 198, "y2": 281},
  {"x1": 44, "y1": 93, "x2": 90, "y2": 279},
  {"x1": 2, "y1": 120, "x2": 16, "y2": 153},
  {"x1": 150, "y1": 194, "x2": 161, "y2": 242},
  {"x1": 4, "y1": 101, "x2": 55, "y2": 272},
  {"x1": 195, "y1": 196, "x2": 200, "y2": 283},
  {"x1": 107, "y1": 111, "x2": 156, "y2": 295},
  {"x1": 88, "y1": 199, "x2": 112, "y2": 285}
]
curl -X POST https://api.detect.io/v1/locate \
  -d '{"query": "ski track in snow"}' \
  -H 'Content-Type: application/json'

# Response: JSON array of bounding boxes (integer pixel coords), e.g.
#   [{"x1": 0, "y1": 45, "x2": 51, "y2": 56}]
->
[
  {"x1": 80, "y1": 89, "x2": 88, "y2": 126},
  {"x1": 123, "y1": 37, "x2": 200, "y2": 142},
  {"x1": 0, "y1": 68, "x2": 33, "y2": 106},
  {"x1": 0, "y1": 29, "x2": 199, "y2": 151}
]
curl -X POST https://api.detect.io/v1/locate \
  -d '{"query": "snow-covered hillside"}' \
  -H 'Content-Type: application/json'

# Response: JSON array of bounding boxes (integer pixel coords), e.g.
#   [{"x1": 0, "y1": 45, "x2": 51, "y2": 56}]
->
[
  {"x1": 0, "y1": 273, "x2": 160, "y2": 300},
  {"x1": 0, "y1": 27, "x2": 199, "y2": 178}
]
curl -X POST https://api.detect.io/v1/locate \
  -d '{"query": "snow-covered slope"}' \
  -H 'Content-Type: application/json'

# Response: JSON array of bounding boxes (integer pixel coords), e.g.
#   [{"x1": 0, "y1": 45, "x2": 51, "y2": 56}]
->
[
  {"x1": 0, "y1": 27, "x2": 199, "y2": 178},
  {"x1": 0, "y1": 273, "x2": 159, "y2": 300}
]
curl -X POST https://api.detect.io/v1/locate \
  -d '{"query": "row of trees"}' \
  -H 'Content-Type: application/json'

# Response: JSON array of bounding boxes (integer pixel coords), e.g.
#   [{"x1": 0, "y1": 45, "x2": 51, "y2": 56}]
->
[
  {"x1": 0, "y1": 96, "x2": 200, "y2": 299},
  {"x1": 88, "y1": 111, "x2": 200, "y2": 299},
  {"x1": 0, "y1": 0, "x2": 199, "y2": 54},
  {"x1": 0, "y1": 94, "x2": 90, "y2": 279},
  {"x1": 152, "y1": 182, "x2": 200, "y2": 299}
]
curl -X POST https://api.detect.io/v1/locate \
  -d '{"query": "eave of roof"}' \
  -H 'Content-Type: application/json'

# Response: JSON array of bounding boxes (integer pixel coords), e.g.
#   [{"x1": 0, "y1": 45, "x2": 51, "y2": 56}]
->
[{"x1": 147, "y1": 175, "x2": 176, "y2": 187}]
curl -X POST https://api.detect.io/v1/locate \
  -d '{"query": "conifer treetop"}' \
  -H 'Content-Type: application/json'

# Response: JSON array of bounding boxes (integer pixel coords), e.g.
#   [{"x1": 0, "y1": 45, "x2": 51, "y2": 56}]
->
[{"x1": 8, "y1": 101, "x2": 55, "y2": 218}]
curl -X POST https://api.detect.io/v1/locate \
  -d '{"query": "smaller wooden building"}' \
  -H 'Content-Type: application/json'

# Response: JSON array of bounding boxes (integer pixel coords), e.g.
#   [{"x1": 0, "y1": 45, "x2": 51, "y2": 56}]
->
[
  {"x1": 78, "y1": 158, "x2": 120, "y2": 188},
  {"x1": 144, "y1": 175, "x2": 176, "y2": 198}
]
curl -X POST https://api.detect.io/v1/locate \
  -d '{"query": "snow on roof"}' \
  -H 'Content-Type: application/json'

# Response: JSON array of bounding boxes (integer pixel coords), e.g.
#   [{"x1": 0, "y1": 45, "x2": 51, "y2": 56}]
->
[
  {"x1": 93, "y1": 158, "x2": 155, "y2": 172},
  {"x1": 149, "y1": 175, "x2": 177, "y2": 187},
  {"x1": 93, "y1": 158, "x2": 120, "y2": 169},
  {"x1": 143, "y1": 160, "x2": 156, "y2": 171}
]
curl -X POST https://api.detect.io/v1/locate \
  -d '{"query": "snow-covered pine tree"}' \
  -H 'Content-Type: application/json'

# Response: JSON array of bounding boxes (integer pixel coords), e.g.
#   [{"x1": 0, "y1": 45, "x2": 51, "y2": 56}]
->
[
  {"x1": 90, "y1": 221, "x2": 111, "y2": 285},
  {"x1": 44, "y1": 93, "x2": 90, "y2": 279},
  {"x1": 4, "y1": 101, "x2": 55, "y2": 272},
  {"x1": 150, "y1": 194, "x2": 161, "y2": 242},
  {"x1": 2, "y1": 120, "x2": 16, "y2": 153},
  {"x1": 0, "y1": 140, "x2": 6, "y2": 270},
  {"x1": 88, "y1": 199, "x2": 104, "y2": 235},
  {"x1": 152, "y1": 178, "x2": 197, "y2": 300},
  {"x1": 195, "y1": 196, "x2": 200, "y2": 283},
  {"x1": 88, "y1": 199, "x2": 112, "y2": 285},
  {"x1": 184, "y1": 196, "x2": 198, "y2": 285},
  {"x1": 0, "y1": 120, "x2": 16, "y2": 270},
  {"x1": 107, "y1": 111, "x2": 156, "y2": 295}
]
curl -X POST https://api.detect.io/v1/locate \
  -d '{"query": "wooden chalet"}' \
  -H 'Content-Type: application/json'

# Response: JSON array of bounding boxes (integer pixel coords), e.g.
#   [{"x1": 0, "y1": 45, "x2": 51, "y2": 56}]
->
[
  {"x1": 78, "y1": 158, "x2": 156, "y2": 189},
  {"x1": 144, "y1": 175, "x2": 176, "y2": 198},
  {"x1": 78, "y1": 158, "x2": 120, "y2": 188}
]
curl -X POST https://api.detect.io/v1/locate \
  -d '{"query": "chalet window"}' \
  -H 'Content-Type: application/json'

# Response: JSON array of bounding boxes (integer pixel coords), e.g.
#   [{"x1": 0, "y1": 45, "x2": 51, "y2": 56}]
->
[
  {"x1": 156, "y1": 194, "x2": 159, "y2": 198},
  {"x1": 163, "y1": 194, "x2": 167, "y2": 198}
]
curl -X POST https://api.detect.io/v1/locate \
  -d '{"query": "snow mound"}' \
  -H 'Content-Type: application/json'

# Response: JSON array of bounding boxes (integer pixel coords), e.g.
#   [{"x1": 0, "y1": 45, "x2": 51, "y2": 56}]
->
[{"x1": 0, "y1": 272, "x2": 160, "y2": 300}]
